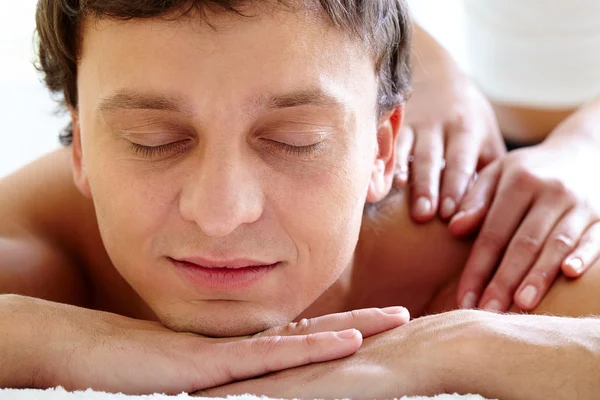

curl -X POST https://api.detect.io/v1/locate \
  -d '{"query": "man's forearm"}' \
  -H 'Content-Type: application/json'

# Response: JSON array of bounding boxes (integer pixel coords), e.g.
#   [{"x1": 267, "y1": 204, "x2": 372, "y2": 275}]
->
[
  {"x1": 444, "y1": 313, "x2": 600, "y2": 399},
  {"x1": 0, "y1": 295, "x2": 43, "y2": 388}
]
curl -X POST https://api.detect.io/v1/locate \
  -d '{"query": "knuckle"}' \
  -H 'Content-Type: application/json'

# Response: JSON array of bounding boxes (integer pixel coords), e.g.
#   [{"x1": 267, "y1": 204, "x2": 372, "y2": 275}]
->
[
  {"x1": 549, "y1": 233, "x2": 576, "y2": 254},
  {"x1": 258, "y1": 335, "x2": 284, "y2": 355},
  {"x1": 347, "y1": 309, "x2": 363, "y2": 323},
  {"x1": 546, "y1": 180, "x2": 573, "y2": 199},
  {"x1": 510, "y1": 167, "x2": 537, "y2": 190},
  {"x1": 512, "y1": 234, "x2": 542, "y2": 255},
  {"x1": 449, "y1": 108, "x2": 470, "y2": 130},
  {"x1": 303, "y1": 333, "x2": 319, "y2": 350},
  {"x1": 285, "y1": 318, "x2": 310, "y2": 336},
  {"x1": 294, "y1": 335, "x2": 318, "y2": 364},
  {"x1": 476, "y1": 230, "x2": 506, "y2": 253}
]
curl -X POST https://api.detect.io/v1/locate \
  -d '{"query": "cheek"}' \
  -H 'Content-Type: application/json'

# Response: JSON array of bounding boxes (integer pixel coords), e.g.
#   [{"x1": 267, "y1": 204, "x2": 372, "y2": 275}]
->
[
  {"x1": 83, "y1": 131, "x2": 182, "y2": 271},
  {"x1": 267, "y1": 135, "x2": 374, "y2": 302}
]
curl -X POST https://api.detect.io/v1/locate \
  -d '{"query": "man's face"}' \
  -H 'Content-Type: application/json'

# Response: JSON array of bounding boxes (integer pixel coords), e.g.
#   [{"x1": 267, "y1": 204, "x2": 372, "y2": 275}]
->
[{"x1": 74, "y1": 3, "x2": 393, "y2": 337}]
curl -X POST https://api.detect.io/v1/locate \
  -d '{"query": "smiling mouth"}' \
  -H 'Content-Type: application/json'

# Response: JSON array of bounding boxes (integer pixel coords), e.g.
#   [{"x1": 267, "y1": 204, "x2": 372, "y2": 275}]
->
[{"x1": 169, "y1": 257, "x2": 281, "y2": 291}]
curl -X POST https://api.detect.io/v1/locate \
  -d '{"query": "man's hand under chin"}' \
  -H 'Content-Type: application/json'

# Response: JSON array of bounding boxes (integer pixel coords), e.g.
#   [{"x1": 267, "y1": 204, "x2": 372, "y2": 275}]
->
[
  {"x1": 197, "y1": 310, "x2": 600, "y2": 400},
  {"x1": 0, "y1": 295, "x2": 408, "y2": 394}
]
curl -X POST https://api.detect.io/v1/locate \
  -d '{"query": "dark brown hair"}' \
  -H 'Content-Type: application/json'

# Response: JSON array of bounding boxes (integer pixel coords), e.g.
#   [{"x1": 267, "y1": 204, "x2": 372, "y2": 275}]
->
[{"x1": 35, "y1": 0, "x2": 412, "y2": 145}]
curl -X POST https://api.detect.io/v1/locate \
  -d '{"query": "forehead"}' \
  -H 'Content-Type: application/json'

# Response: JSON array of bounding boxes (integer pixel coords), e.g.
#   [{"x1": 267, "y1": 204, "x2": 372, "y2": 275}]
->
[{"x1": 77, "y1": 4, "x2": 379, "y2": 116}]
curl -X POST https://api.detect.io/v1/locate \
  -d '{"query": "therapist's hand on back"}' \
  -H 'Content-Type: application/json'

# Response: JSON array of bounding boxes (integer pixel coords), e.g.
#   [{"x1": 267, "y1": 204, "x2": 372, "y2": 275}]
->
[
  {"x1": 393, "y1": 70, "x2": 595, "y2": 313},
  {"x1": 451, "y1": 100, "x2": 600, "y2": 312}
]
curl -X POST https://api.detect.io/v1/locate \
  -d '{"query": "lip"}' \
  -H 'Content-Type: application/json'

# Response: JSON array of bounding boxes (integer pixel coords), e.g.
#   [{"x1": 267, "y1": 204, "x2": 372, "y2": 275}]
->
[
  {"x1": 177, "y1": 256, "x2": 275, "y2": 269},
  {"x1": 170, "y1": 257, "x2": 280, "y2": 291}
]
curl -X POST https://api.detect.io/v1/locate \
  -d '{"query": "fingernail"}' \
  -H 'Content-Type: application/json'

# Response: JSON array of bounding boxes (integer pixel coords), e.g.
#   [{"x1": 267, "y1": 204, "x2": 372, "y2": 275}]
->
[
  {"x1": 518, "y1": 285, "x2": 538, "y2": 309},
  {"x1": 460, "y1": 291, "x2": 478, "y2": 309},
  {"x1": 382, "y1": 306, "x2": 407, "y2": 315},
  {"x1": 482, "y1": 299, "x2": 503, "y2": 312},
  {"x1": 441, "y1": 197, "x2": 457, "y2": 218},
  {"x1": 566, "y1": 257, "x2": 584, "y2": 274},
  {"x1": 414, "y1": 197, "x2": 432, "y2": 218},
  {"x1": 335, "y1": 329, "x2": 359, "y2": 340}
]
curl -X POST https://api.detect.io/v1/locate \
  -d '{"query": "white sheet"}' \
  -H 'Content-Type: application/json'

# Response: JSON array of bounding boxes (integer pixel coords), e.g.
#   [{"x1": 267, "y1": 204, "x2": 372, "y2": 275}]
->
[{"x1": 0, "y1": 387, "x2": 491, "y2": 400}]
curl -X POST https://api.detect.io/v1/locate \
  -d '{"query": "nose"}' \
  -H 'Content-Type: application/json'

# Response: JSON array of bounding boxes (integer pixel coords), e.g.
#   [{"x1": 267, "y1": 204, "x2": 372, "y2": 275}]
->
[{"x1": 179, "y1": 150, "x2": 264, "y2": 238}]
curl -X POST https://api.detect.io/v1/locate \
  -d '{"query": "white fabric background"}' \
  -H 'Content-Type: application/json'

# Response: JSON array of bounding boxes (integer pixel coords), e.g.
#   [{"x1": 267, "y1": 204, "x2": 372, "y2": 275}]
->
[
  {"x1": 0, "y1": 0, "x2": 465, "y2": 179},
  {"x1": 0, "y1": 0, "x2": 66, "y2": 179}
]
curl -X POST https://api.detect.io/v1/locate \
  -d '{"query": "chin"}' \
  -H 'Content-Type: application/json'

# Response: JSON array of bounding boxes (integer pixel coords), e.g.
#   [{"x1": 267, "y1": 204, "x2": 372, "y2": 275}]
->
[{"x1": 157, "y1": 304, "x2": 294, "y2": 338}]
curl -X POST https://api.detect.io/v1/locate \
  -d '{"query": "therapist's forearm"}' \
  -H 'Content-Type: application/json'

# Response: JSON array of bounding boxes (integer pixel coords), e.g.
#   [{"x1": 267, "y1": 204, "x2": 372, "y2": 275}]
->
[
  {"x1": 546, "y1": 94, "x2": 600, "y2": 148},
  {"x1": 411, "y1": 22, "x2": 462, "y2": 83},
  {"x1": 444, "y1": 314, "x2": 600, "y2": 399}
]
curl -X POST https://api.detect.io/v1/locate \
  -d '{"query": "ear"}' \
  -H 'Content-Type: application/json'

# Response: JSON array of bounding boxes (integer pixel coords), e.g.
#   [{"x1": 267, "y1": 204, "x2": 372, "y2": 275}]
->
[
  {"x1": 366, "y1": 107, "x2": 404, "y2": 203},
  {"x1": 70, "y1": 109, "x2": 93, "y2": 199}
]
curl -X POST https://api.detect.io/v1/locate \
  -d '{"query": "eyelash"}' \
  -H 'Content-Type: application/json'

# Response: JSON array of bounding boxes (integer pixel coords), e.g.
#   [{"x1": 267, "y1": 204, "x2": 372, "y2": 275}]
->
[
  {"x1": 128, "y1": 141, "x2": 189, "y2": 158},
  {"x1": 128, "y1": 140, "x2": 323, "y2": 158},
  {"x1": 268, "y1": 141, "x2": 323, "y2": 157}
]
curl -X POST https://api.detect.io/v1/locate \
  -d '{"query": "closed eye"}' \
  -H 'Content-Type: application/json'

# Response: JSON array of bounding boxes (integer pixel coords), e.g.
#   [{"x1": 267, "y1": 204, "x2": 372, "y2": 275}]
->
[{"x1": 128, "y1": 140, "x2": 191, "y2": 158}]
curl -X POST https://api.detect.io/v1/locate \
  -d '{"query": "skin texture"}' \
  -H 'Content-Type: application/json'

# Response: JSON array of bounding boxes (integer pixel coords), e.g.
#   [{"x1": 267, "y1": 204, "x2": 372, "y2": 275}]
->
[
  {"x1": 1, "y1": 3, "x2": 600, "y2": 397},
  {"x1": 399, "y1": 21, "x2": 600, "y2": 315},
  {"x1": 69, "y1": 7, "x2": 400, "y2": 338}
]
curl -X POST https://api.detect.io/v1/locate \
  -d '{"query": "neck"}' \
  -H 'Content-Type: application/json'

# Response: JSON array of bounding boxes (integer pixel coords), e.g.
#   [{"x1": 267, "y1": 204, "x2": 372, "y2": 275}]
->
[{"x1": 294, "y1": 222, "x2": 378, "y2": 320}]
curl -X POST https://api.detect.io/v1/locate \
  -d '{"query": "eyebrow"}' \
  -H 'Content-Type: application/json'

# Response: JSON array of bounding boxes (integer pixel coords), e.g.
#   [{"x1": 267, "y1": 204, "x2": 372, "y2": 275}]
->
[
  {"x1": 97, "y1": 90, "x2": 192, "y2": 115},
  {"x1": 97, "y1": 88, "x2": 346, "y2": 116},
  {"x1": 256, "y1": 89, "x2": 346, "y2": 110}
]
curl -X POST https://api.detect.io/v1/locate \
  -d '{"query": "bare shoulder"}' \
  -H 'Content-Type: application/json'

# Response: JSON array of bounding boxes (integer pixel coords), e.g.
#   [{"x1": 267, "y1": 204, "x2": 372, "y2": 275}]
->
[
  {"x1": 0, "y1": 148, "x2": 99, "y2": 305},
  {"x1": 356, "y1": 192, "x2": 473, "y2": 314},
  {"x1": 528, "y1": 261, "x2": 600, "y2": 317}
]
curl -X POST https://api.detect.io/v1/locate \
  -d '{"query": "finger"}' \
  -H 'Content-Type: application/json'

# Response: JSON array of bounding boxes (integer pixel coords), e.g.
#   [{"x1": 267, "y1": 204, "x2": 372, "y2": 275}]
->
[
  {"x1": 439, "y1": 130, "x2": 480, "y2": 220},
  {"x1": 456, "y1": 173, "x2": 534, "y2": 310},
  {"x1": 393, "y1": 126, "x2": 415, "y2": 189},
  {"x1": 205, "y1": 330, "x2": 361, "y2": 388},
  {"x1": 478, "y1": 194, "x2": 572, "y2": 312},
  {"x1": 257, "y1": 307, "x2": 410, "y2": 339},
  {"x1": 449, "y1": 161, "x2": 502, "y2": 237},
  {"x1": 513, "y1": 208, "x2": 590, "y2": 310},
  {"x1": 477, "y1": 125, "x2": 506, "y2": 169},
  {"x1": 410, "y1": 125, "x2": 445, "y2": 222},
  {"x1": 563, "y1": 220, "x2": 600, "y2": 278}
]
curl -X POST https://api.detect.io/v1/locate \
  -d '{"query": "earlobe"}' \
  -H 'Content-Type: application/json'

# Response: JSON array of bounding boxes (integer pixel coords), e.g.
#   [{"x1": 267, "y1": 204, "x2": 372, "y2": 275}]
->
[
  {"x1": 70, "y1": 110, "x2": 93, "y2": 199},
  {"x1": 366, "y1": 107, "x2": 404, "y2": 203}
]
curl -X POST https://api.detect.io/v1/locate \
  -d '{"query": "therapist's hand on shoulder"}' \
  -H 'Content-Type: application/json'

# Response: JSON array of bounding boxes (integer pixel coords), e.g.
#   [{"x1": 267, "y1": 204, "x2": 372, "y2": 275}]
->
[
  {"x1": 393, "y1": 61, "x2": 506, "y2": 223},
  {"x1": 451, "y1": 102, "x2": 600, "y2": 312}
]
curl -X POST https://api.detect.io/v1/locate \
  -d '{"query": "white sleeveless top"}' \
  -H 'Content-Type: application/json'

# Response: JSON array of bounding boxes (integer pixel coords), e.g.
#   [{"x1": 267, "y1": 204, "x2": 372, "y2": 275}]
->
[{"x1": 463, "y1": 0, "x2": 600, "y2": 108}]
